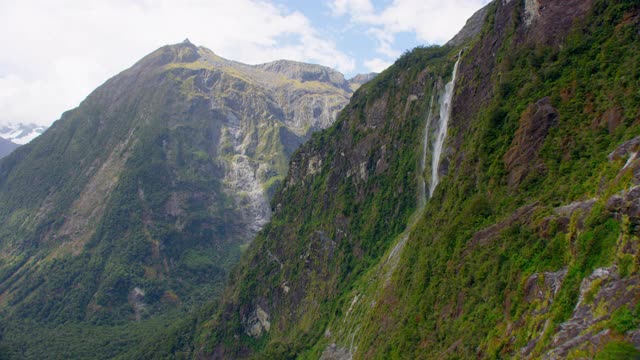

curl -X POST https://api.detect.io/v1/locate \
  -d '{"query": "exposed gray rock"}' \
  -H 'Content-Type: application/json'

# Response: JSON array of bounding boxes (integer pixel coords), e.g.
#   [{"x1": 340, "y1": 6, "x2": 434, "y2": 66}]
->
[
  {"x1": 256, "y1": 59, "x2": 351, "y2": 91},
  {"x1": 609, "y1": 135, "x2": 640, "y2": 162},
  {"x1": 320, "y1": 343, "x2": 352, "y2": 360},
  {"x1": 524, "y1": 0, "x2": 541, "y2": 26},
  {"x1": 524, "y1": 268, "x2": 568, "y2": 305},
  {"x1": 606, "y1": 194, "x2": 624, "y2": 213},
  {"x1": 543, "y1": 266, "x2": 640, "y2": 359},
  {"x1": 518, "y1": 268, "x2": 568, "y2": 357},
  {"x1": 553, "y1": 198, "x2": 597, "y2": 217},
  {"x1": 243, "y1": 305, "x2": 271, "y2": 337},
  {"x1": 446, "y1": 4, "x2": 490, "y2": 47},
  {"x1": 128, "y1": 287, "x2": 146, "y2": 322}
]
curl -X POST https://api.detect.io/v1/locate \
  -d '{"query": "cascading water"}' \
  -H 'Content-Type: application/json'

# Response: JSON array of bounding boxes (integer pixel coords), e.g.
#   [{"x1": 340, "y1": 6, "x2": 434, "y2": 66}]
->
[
  {"x1": 429, "y1": 52, "x2": 462, "y2": 197},
  {"x1": 327, "y1": 53, "x2": 464, "y2": 359},
  {"x1": 418, "y1": 91, "x2": 436, "y2": 210}
]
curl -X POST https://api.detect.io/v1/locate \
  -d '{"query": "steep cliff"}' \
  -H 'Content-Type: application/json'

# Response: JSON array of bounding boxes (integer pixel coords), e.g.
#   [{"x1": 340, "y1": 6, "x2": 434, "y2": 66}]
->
[{"x1": 148, "y1": 0, "x2": 640, "y2": 359}]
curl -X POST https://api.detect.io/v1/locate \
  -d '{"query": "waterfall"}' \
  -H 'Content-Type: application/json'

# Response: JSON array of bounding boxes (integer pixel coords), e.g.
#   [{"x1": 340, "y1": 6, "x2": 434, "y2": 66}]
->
[
  {"x1": 429, "y1": 53, "x2": 462, "y2": 197},
  {"x1": 326, "y1": 54, "x2": 464, "y2": 359},
  {"x1": 419, "y1": 90, "x2": 436, "y2": 210}
]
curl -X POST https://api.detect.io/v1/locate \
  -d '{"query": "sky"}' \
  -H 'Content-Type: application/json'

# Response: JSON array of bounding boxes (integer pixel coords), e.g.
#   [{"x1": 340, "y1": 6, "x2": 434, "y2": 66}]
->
[{"x1": 0, "y1": 0, "x2": 491, "y2": 127}]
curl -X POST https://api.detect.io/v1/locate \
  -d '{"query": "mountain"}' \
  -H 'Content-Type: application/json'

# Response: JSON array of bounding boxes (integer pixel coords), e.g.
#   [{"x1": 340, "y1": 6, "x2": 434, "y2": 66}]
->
[
  {"x1": 348, "y1": 72, "x2": 378, "y2": 91},
  {"x1": 0, "y1": 40, "x2": 357, "y2": 357},
  {"x1": 0, "y1": 137, "x2": 19, "y2": 158},
  {"x1": 0, "y1": 123, "x2": 47, "y2": 145},
  {"x1": 130, "y1": 0, "x2": 640, "y2": 358}
]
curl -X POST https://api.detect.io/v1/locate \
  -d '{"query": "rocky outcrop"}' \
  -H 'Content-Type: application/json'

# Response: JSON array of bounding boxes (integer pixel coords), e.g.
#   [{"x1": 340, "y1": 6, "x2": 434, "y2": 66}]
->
[
  {"x1": 609, "y1": 135, "x2": 640, "y2": 162},
  {"x1": 504, "y1": 97, "x2": 558, "y2": 187},
  {"x1": 543, "y1": 266, "x2": 640, "y2": 359},
  {"x1": 521, "y1": 0, "x2": 595, "y2": 45},
  {"x1": 446, "y1": 4, "x2": 490, "y2": 47},
  {"x1": 608, "y1": 136, "x2": 640, "y2": 186},
  {"x1": 320, "y1": 344, "x2": 352, "y2": 360},
  {"x1": 128, "y1": 287, "x2": 146, "y2": 322},
  {"x1": 243, "y1": 305, "x2": 271, "y2": 337}
]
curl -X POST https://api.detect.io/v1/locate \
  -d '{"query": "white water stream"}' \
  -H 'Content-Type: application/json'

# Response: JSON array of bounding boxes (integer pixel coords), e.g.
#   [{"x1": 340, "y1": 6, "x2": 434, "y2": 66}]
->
[
  {"x1": 329, "y1": 53, "x2": 463, "y2": 360},
  {"x1": 418, "y1": 90, "x2": 436, "y2": 210},
  {"x1": 429, "y1": 53, "x2": 462, "y2": 197}
]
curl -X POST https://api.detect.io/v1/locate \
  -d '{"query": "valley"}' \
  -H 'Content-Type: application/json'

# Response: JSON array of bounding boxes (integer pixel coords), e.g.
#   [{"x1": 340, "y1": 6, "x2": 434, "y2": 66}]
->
[{"x1": 1, "y1": 0, "x2": 640, "y2": 359}]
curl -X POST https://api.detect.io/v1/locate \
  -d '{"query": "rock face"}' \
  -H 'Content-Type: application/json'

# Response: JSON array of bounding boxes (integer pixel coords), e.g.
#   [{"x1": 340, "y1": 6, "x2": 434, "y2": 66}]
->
[
  {"x1": 522, "y1": 0, "x2": 595, "y2": 45},
  {"x1": 0, "y1": 41, "x2": 355, "y2": 329},
  {"x1": 504, "y1": 97, "x2": 558, "y2": 187},
  {"x1": 243, "y1": 305, "x2": 271, "y2": 337},
  {"x1": 446, "y1": 4, "x2": 490, "y2": 47},
  {"x1": 256, "y1": 60, "x2": 351, "y2": 91},
  {"x1": 175, "y1": 1, "x2": 640, "y2": 360}
]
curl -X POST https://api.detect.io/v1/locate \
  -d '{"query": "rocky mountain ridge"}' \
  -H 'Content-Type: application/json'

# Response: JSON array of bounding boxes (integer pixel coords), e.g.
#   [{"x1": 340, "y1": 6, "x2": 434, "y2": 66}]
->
[{"x1": 0, "y1": 41, "x2": 369, "y2": 358}]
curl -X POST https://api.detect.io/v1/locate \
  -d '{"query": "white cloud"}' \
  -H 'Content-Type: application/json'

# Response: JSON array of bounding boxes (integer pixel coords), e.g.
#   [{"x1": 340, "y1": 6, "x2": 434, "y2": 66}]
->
[
  {"x1": 366, "y1": 28, "x2": 400, "y2": 58},
  {"x1": 329, "y1": 0, "x2": 491, "y2": 58},
  {"x1": 0, "y1": 0, "x2": 355, "y2": 126},
  {"x1": 363, "y1": 58, "x2": 392, "y2": 73},
  {"x1": 376, "y1": 0, "x2": 492, "y2": 44},
  {"x1": 330, "y1": 0, "x2": 374, "y2": 17}
]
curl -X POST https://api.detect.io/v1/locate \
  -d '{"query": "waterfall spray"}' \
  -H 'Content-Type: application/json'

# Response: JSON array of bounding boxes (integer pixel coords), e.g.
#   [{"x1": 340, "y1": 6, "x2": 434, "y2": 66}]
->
[
  {"x1": 429, "y1": 52, "x2": 462, "y2": 197},
  {"x1": 419, "y1": 90, "x2": 436, "y2": 210}
]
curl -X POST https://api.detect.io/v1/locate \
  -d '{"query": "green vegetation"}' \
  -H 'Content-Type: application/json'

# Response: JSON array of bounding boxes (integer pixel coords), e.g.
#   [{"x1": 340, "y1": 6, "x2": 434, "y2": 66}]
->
[
  {"x1": 595, "y1": 341, "x2": 640, "y2": 360},
  {"x1": 349, "y1": 1, "x2": 640, "y2": 357},
  {"x1": 0, "y1": 42, "x2": 355, "y2": 358},
  {"x1": 146, "y1": 1, "x2": 640, "y2": 358},
  {"x1": 3, "y1": 1, "x2": 640, "y2": 358}
]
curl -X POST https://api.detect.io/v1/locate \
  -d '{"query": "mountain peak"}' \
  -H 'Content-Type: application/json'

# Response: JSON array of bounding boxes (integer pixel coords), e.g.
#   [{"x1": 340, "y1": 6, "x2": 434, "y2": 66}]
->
[{"x1": 134, "y1": 40, "x2": 201, "y2": 69}]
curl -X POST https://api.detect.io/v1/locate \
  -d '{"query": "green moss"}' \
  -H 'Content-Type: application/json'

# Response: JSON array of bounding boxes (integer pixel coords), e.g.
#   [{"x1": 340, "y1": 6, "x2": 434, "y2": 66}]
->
[
  {"x1": 609, "y1": 306, "x2": 637, "y2": 334},
  {"x1": 584, "y1": 278, "x2": 603, "y2": 304},
  {"x1": 595, "y1": 341, "x2": 640, "y2": 360},
  {"x1": 619, "y1": 253, "x2": 636, "y2": 278}
]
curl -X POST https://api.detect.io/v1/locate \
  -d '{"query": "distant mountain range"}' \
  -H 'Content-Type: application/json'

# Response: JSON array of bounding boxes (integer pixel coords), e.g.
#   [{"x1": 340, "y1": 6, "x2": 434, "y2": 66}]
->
[
  {"x1": 0, "y1": 123, "x2": 47, "y2": 158},
  {"x1": 0, "y1": 123, "x2": 47, "y2": 145}
]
